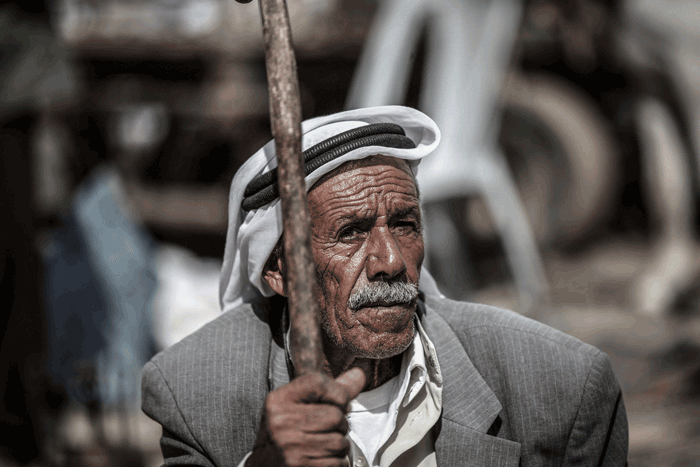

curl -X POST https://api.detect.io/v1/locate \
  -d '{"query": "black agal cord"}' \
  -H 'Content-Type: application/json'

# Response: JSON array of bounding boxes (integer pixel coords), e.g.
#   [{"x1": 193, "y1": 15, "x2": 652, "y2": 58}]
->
[{"x1": 242, "y1": 123, "x2": 415, "y2": 211}]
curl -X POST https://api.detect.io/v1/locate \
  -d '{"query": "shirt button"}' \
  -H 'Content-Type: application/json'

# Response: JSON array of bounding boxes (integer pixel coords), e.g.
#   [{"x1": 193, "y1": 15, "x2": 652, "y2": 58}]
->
[{"x1": 354, "y1": 457, "x2": 366, "y2": 467}]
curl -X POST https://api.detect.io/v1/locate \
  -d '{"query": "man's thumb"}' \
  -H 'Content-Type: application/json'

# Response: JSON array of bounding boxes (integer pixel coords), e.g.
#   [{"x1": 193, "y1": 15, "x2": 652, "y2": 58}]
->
[{"x1": 335, "y1": 367, "x2": 366, "y2": 401}]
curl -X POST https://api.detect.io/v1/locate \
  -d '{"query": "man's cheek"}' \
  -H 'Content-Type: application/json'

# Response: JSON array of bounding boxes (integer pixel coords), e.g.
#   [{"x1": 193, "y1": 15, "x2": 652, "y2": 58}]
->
[
  {"x1": 314, "y1": 246, "x2": 345, "y2": 278},
  {"x1": 316, "y1": 267, "x2": 340, "y2": 301},
  {"x1": 401, "y1": 238, "x2": 424, "y2": 269}
]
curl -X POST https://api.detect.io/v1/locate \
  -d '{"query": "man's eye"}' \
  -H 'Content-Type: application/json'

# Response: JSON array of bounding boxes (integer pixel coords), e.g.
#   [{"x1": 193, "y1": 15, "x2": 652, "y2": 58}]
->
[
  {"x1": 394, "y1": 221, "x2": 418, "y2": 232},
  {"x1": 339, "y1": 225, "x2": 364, "y2": 240}
]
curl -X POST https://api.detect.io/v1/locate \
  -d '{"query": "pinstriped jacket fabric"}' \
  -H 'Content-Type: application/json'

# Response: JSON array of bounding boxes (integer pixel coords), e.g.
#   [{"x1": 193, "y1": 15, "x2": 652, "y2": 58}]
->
[{"x1": 141, "y1": 294, "x2": 628, "y2": 467}]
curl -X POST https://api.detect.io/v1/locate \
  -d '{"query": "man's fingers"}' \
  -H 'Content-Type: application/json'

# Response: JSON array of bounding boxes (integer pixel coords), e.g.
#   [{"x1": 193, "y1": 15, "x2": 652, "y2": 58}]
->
[
  {"x1": 266, "y1": 405, "x2": 346, "y2": 436},
  {"x1": 267, "y1": 431, "x2": 350, "y2": 466},
  {"x1": 317, "y1": 367, "x2": 365, "y2": 410},
  {"x1": 276, "y1": 372, "x2": 330, "y2": 404},
  {"x1": 303, "y1": 431, "x2": 350, "y2": 457},
  {"x1": 299, "y1": 404, "x2": 348, "y2": 433},
  {"x1": 334, "y1": 367, "x2": 366, "y2": 401},
  {"x1": 306, "y1": 459, "x2": 349, "y2": 467},
  {"x1": 279, "y1": 369, "x2": 364, "y2": 410},
  {"x1": 254, "y1": 370, "x2": 363, "y2": 467}
]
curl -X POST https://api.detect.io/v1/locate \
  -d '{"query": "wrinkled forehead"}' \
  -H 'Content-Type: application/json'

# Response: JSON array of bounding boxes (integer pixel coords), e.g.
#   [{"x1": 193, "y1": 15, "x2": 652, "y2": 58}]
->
[{"x1": 309, "y1": 154, "x2": 417, "y2": 195}]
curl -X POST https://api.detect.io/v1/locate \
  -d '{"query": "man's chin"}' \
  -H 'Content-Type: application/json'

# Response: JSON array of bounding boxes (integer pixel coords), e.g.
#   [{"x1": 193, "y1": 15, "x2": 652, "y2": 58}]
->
[
  {"x1": 349, "y1": 321, "x2": 415, "y2": 359},
  {"x1": 353, "y1": 303, "x2": 415, "y2": 334}
]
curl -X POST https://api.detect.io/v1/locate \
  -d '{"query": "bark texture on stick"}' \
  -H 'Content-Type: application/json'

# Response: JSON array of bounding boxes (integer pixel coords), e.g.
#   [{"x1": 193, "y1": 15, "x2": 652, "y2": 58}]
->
[{"x1": 259, "y1": 0, "x2": 323, "y2": 375}]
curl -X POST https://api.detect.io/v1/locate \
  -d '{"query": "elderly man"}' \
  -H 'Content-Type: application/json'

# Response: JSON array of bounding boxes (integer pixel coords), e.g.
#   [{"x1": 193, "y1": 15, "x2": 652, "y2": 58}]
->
[{"x1": 141, "y1": 106, "x2": 628, "y2": 467}]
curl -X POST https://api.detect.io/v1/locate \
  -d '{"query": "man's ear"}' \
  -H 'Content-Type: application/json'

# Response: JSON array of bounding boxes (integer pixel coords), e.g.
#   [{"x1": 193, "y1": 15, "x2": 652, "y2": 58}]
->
[{"x1": 262, "y1": 257, "x2": 287, "y2": 297}]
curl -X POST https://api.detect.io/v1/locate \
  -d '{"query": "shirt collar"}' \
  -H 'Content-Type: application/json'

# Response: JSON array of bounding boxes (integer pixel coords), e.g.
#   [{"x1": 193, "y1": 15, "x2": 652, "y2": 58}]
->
[
  {"x1": 275, "y1": 301, "x2": 443, "y2": 394},
  {"x1": 399, "y1": 317, "x2": 442, "y2": 408}
]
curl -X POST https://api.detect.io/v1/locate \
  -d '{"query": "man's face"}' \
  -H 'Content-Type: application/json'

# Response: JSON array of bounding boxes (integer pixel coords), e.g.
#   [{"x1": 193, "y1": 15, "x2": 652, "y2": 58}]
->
[{"x1": 307, "y1": 155, "x2": 424, "y2": 360}]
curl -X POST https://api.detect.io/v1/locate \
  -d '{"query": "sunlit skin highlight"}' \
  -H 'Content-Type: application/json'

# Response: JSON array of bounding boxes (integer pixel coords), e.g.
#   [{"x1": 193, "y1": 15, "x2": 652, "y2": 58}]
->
[{"x1": 263, "y1": 155, "x2": 424, "y2": 390}]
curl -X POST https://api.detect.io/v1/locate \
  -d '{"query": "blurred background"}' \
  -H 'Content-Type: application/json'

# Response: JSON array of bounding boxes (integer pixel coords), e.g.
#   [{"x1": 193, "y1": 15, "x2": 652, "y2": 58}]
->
[{"x1": 1, "y1": 0, "x2": 699, "y2": 465}]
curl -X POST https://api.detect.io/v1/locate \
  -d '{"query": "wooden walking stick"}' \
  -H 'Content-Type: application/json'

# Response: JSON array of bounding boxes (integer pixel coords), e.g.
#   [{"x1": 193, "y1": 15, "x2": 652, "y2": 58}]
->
[{"x1": 235, "y1": 0, "x2": 323, "y2": 375}]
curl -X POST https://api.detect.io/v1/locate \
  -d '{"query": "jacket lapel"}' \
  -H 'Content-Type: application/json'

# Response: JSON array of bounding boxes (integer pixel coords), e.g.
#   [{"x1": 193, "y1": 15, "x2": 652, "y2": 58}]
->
[
  {"x1": 420, "y1": 298, "x2": 521, "y2": 466},
  {"x1": 267, "y1": 297, "x2": 521, "y2": 466},
  {"x1": 433, "y1": 418, "x2": 521, "y2": 467}
]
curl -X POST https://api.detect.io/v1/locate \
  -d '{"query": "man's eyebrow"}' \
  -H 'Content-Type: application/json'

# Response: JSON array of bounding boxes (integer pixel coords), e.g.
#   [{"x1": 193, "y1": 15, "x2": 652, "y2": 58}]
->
[
  {"x1": 389, "y1": 204, "x2": 421, "y2": 218},
  {"x1": 329, "y1": 210, "x2": 374, "y2": 227}
]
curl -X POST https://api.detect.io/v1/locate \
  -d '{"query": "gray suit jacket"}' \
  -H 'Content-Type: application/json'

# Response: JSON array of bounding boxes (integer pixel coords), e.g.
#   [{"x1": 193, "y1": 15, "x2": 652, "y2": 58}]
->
[{"x1": 141, "y1": 294, "x2": 628, "y2": 466}]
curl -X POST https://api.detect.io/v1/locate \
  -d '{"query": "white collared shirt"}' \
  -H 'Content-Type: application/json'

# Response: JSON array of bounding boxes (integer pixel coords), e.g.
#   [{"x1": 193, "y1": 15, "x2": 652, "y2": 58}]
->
[
  {"x1": 346, "y1": 319, "x2": 443, "y2": 467},
  {"x1": 241, "y1": 319, "x2": 443, "y2": 467}
]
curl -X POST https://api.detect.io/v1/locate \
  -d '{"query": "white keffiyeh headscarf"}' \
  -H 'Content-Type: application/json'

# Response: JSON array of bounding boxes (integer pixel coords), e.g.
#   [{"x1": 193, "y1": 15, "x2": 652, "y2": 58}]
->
[{"x1": 219, "y1": 105, "x2": 443, "y2": 316}]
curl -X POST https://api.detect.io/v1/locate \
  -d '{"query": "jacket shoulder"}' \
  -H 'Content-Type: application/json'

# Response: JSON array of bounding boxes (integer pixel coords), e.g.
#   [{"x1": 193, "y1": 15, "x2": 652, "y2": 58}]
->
[
  {"x1": 424, "y1": 294, "x2": 601, "y2": 364},
  {"x1": 149, "y1": 300, "x2": 272, "y2": 375},
  {"x1": 422, "y1": 295, "x2": 623, "y2": 461},
  {"x1": 141, "y1": 301, "x2": 274, "y2": 466}
]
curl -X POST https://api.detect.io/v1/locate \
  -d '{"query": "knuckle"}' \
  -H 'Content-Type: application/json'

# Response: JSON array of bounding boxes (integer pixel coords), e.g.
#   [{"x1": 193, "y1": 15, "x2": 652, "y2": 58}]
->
[
  {"x1": 269, "y1": 427, "x2": 287, "y2": 445},
  {"x1": 323, "y1": 458, "x2": 350, "y2": 467},
  {"x1": 332, "y1": 406, "x2": 346, "y2": 422},
  {"x1": 267, "y1": 414, "x2": 285, "y2": 433},
  {"x1": 266, "y1": 391, "x2": 283, "y2": 410},
  {"x1": 277, "y1": 431, "x2": 301, "y2": 450},
  {"x1": 327, "y1": 432, "x2": 348, "y2": 451},
  {"x1": 327, "y1": 407, "x2": 345, "y2": 428},
  {"x1": 309, "y1": 406, "x2": 347, "y2": 431},
  {"x1": 303, "y1": 408, "x2": 320, "y2": 427},
  {"x1": 314, "y1": 405, "x2": 342, "y2": 426},
  {"x1": 293, "y1": 372, "x2": 329, "y2": 402},
  {"x1": 268, "y1": 413, "x2": 301, "y2": 439},
  {"x1": 327, "y1": 382, "x2": 351, "y2": 406},
  {"x1": 284, "y1": 451, "x2": 305, "y2": 467}
]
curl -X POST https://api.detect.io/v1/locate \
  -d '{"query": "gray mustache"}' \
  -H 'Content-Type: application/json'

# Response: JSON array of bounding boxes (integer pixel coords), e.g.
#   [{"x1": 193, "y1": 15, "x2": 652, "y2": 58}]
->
[{"x1": 348, "y1": 281, "x2": 419, "y2": 310}]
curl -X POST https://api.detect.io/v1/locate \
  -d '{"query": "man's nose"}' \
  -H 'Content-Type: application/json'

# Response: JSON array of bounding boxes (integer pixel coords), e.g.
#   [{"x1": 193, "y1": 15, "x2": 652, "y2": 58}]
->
[{"x1": 365, "y1": 226, "x2": 407, "y2": 280}]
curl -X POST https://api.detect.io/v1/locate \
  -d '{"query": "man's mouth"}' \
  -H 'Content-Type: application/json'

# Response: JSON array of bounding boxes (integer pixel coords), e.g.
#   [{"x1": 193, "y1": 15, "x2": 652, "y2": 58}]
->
[{"x1": 356, "y1": 299, "x2": 409, "y2": 309}]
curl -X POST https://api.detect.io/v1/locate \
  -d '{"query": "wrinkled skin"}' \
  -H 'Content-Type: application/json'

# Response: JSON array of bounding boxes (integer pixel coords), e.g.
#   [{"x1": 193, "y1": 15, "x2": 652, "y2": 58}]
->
[
  {"x1": 249, "y1": 369, "x2": 365, "y2": 467},
  {"x1": 306, "y1": 155, "x2": 424, "y2": 372},
  {"x1": 250, "y1": 156, "x2": 424, "y2": 467}
]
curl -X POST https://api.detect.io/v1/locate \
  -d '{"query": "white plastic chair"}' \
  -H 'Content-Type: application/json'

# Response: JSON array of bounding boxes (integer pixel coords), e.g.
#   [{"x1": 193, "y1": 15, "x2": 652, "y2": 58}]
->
[{"x1": 346, "y1": 0, "x2": 549, "y2": 312}]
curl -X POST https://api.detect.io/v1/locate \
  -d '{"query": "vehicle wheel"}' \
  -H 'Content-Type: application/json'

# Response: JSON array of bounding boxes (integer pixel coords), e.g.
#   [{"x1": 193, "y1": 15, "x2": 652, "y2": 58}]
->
[{"x1": 497, "y1": 71, "x2": 620, "y2": 247}]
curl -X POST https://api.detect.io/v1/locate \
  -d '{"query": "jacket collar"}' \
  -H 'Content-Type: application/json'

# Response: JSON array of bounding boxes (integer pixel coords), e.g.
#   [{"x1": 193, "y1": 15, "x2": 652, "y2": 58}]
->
[
  {"x1": 271, "y1": 296, "x2": 503, "y2": 433},
  {"x1": 418, "y1": 296, "x2": 503, "y2": 433},
  {"x1": 268, "y1": 296, "x2": 521, "y2": 465},
  {"x1": 420, "y1": 296, "x2": 521, "y2": 466}
]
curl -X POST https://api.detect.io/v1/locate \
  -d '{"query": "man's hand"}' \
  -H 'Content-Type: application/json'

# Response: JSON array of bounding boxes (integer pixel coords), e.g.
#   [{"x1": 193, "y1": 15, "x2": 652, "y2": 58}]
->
[{"x1": 247, "y1": 368, "x2": 366, "y2": 467}]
